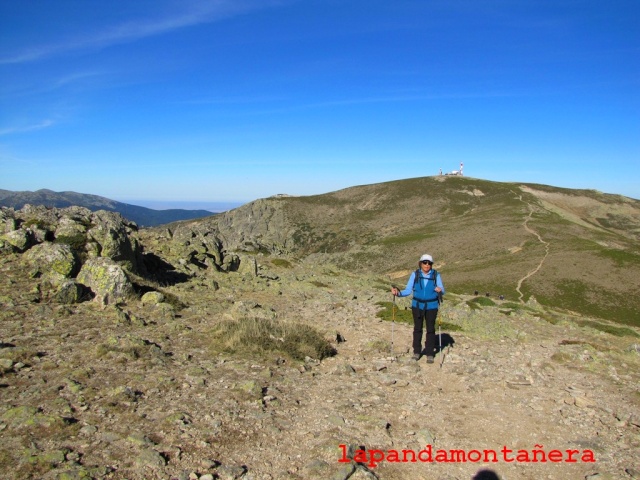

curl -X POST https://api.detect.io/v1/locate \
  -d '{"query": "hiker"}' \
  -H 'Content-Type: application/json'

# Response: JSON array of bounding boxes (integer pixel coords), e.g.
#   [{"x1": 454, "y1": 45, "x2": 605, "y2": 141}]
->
[{"x1": 391, "y1": 254, "x2": 445, "y2": 363}]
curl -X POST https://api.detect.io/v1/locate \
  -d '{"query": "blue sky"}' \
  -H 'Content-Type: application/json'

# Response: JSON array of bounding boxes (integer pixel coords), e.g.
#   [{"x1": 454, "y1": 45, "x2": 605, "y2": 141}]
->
[{"x1": 1, "y1": 0, "x2": 638, "y2": 209}]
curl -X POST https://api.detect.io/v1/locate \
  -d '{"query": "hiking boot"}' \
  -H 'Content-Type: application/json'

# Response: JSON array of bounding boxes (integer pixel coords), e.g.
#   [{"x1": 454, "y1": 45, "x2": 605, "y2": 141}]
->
[
  {"x1": 426, "y1": 356, "x2": 435, "y2": 364},
  {"x1": 412, "y1": 354, "x2": 421, "y2": 361}
]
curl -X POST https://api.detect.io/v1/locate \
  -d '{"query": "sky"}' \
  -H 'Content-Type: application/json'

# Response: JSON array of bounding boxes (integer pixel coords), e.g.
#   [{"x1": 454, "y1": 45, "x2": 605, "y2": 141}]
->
[{"x1": 1, "y1": 0, "x2": 639, "y2": 209}]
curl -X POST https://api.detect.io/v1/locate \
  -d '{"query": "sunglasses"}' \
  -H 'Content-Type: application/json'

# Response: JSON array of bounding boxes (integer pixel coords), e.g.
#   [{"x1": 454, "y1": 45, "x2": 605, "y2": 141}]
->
[{"x1": 420, "y1": 260, "x2": 433, "y2": 265}]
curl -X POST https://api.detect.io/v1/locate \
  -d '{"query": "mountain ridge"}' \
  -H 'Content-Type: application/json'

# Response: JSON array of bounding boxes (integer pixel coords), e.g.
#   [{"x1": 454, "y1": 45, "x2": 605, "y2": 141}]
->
[{"x1": 0, "y1": 188, "x2": 216, "y2": 227}]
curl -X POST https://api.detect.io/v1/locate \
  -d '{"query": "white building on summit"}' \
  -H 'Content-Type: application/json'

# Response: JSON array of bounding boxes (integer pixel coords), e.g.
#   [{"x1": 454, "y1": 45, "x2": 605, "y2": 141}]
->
[{"x1": 443, "y1": 162, "x2": 464, "y2": 176}]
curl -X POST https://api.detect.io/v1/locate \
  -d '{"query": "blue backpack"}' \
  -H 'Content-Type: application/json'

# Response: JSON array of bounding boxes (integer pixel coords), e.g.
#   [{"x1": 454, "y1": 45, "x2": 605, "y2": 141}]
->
[{"x1": 412, "y1": 269, "x2": 443, "y2": 306}]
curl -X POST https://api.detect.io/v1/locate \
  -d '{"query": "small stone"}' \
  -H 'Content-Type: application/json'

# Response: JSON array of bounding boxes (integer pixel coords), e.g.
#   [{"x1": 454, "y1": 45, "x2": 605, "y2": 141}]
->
[
  {"x1": 66, "y1": 451, "x2": 81, "y2": 462},
  {"x1": 215, "y1": 464, "x2": 247, "y2": 480},
  {"x1": 417, "y1": 429, "x2": 436, "y2": 446},
  {"x1": 377, "y1": 374, "x2": 396, "y2": 386},
  {"x1": 0, "y1": 358, "x2": 13, "y2": 371},
  {"x1": 574, "y1": 396, "x2": 596, "y2": 409},
  {"x1": 200, "y1": 459, "x2": 218, "y2": 469},
  {"x1": 135, "y1": 448, "x2": 166, "y2": 469},
  {"x1": 79, "y1": 425, "x2": 98, "y2": 436}
]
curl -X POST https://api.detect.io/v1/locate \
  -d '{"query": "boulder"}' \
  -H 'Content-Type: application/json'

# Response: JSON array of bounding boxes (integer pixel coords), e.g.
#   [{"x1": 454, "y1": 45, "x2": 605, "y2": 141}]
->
[
  {"x1": 76, "y1": 257, "x2": 133, "y2": 305},
  {"x1": 237, "y1": 254, "x2": 258, "y2": 277},
  {"x1": 53, "y1": 216, "x2": 88, "y2": 245},
  {"x1": 24, "y1": 243, "x2": 78, "y2": 285},
  {"x1": 1, "y1": 209, "x2": 17, "y2": 233},
  {"x1": 222, "y1": 253, "x2": 241, "y2": 272},
  {"x1": 54, "y1": 280, "x2": 83, "y2": 304},
  {"x1": 141, "y1": 291, "x2": 165, "y2": 306},
  {"x1": 1, "y1": 229, "x2": 32, "y2": 252},
  {"x1": 87, "y1": 210, "x2": 141, "y2": 273}
]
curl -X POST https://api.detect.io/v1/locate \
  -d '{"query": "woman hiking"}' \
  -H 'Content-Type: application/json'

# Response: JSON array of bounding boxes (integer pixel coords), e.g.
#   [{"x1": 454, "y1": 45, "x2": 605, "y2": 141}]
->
[{"x1": 391, "y1": 254, "x2": 445, "y2": 363}]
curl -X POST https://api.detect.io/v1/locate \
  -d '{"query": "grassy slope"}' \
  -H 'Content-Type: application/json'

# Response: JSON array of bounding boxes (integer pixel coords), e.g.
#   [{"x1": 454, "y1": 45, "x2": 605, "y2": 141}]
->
[{"x1": 268, "y1": 176, "x2": 640, "y2": 326}]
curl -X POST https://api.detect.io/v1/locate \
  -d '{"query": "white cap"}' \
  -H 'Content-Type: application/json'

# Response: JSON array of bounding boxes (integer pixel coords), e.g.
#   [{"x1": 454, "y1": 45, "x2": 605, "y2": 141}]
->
[{"x1": 419, "y1": 254, "x2": 433, "y2": 263}]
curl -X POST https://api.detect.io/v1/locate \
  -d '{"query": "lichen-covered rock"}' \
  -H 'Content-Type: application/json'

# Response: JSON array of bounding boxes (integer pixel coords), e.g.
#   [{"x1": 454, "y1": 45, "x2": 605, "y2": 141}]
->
[
  {"x1": 237, "y1": 254, "x2": 258, "y2": 277},
  {"x1": 134, "y1": 448, "x2": 166, "y2": 469},
  {"x1": 1, "y1": 405, "x2": 64, "y2": 428},
  {"x1": 24, "y1": 243, "x2": 78, "y2": 285},
  {"x1": 54, "y1": 216, "x2": 88, "y2": 246},
  {"x1": 0, "y1": 238, "x2": 12, "y2": 254},
  {"x1": 30, "y1": 225, "x2": 51, "y2": 243},
  {"x1": 222, "y1": 253, "x2": 241, "y2": 272},
  {"x1": 141, "y1": 291, "x2": 165, "y2": 306},
  {"x1": 87, "y1": 210, "x2": 141, "y2": 272},
  {"x1": 0, "y1": 358, "x2": 14, "y2": 373},
  {"x1": 1, "y1": 228, "x2": 32, "y2": 252},
  {"x1": 76, "y1": 257, "x2": 133, "y2": 305},
  {"x1": 1, "y1": 206, "x2": 145, "y2": 277},
  {"x1": 55, "y1": 280, "x2": 83, "y2": 304},
  {"x1": 1, "y1": 208, "x2": 17, "y2": 233}
]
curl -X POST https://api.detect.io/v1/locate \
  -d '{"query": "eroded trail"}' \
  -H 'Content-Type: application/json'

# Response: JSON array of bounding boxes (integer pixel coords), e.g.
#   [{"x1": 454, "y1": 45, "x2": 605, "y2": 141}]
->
[{"x1": 514, "y1": 195, "x2": 551, "y2": 303}]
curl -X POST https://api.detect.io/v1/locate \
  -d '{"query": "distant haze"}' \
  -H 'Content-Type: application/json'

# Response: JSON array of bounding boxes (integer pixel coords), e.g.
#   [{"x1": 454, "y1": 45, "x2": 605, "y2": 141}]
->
[{"x1": 120, "y1": 200, "x2": 247, "y2": 212}]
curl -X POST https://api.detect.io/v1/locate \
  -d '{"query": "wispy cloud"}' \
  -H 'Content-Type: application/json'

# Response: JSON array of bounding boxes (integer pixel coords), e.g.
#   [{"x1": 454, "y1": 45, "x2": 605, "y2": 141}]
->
[
  {"x1": 0, "y1": 0, "x2": 290, "y2": 65},
  {"x1": 0, "y1": 70, "x2": 108, "y2": 101},
  {"x1": 234, "y1": 90, "x2": 524, "y2": 116},
  {"x1": 0, "y1": 120, "x2": 55, "y2": 136}
]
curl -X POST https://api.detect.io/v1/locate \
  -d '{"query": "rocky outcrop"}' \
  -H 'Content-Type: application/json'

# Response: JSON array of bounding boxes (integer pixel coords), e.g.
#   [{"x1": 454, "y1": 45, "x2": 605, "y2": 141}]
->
[
  {"x1": 0, "y1": 205, "x2": 149, "y2": 305},
  {"x1": 168, "y1": 198, "x2": 296, "y2": 258},
  {"x1": 1, "y1": 205, "x2": 144, "y2": 273},
  {"x1": 87, "y1": 210, "x2": 142, "y2": 272},
  {"x1": 76, "y1": 257, "x2": 133, "y2": 305}
]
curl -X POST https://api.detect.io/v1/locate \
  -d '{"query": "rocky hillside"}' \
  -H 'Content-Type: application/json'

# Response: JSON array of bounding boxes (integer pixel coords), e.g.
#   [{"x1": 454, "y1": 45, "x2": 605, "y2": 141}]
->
[{"x1": 0, "y1": 189, "x2": 215, "y2": 227}]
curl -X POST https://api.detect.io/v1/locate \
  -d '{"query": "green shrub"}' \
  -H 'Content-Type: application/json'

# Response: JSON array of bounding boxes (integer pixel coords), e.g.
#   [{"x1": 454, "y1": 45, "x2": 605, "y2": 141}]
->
[
  {"x1": 575, "y1": 319, "x2": 640, "y2": 338},
  {"x1": 467, "y1": 297, "x2": 496, "y2": 309}
]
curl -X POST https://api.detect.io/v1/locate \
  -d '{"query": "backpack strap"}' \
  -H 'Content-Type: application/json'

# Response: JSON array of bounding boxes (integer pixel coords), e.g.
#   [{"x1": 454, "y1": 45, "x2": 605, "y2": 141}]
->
[
  {"x1": 413, "y1": 269, "x2": 438, "y2": 290},
  {"x1": 411, "y1": 268, "x2": 420, "y2": 291}
]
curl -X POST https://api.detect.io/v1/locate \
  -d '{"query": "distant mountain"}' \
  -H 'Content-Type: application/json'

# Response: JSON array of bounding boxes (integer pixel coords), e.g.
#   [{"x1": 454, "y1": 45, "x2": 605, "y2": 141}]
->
[{"x1": 0, "y1": 189, "x2": 216, "y2": 227}]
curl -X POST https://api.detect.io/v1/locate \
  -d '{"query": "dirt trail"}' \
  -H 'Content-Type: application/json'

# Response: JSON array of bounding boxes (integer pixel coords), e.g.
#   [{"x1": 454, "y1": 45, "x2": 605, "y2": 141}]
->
[{"x1": 515, "y1": 196, "x2": 551, "y2": 303}]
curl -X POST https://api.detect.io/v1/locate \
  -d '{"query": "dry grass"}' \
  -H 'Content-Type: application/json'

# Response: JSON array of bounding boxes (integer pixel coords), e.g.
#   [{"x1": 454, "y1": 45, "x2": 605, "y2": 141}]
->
[{"x1": 209, "y1": 317, "x2": 337, "y2": 361}]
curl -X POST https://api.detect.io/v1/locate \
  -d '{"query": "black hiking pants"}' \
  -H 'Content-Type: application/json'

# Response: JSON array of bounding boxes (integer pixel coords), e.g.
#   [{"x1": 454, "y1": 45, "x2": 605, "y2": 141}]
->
[{"x1": 412, "y1": 307, "x2": 438, "y2": 356}]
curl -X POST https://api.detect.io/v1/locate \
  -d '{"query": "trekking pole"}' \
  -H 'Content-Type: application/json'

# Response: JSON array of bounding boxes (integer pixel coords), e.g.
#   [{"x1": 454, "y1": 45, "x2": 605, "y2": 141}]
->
[
  {"x1": 391, "y1": 293, "x2": 396, "y2": 355},
  {"x1": 438, "y1": 317, "x2": 443, "y2": 368}
]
